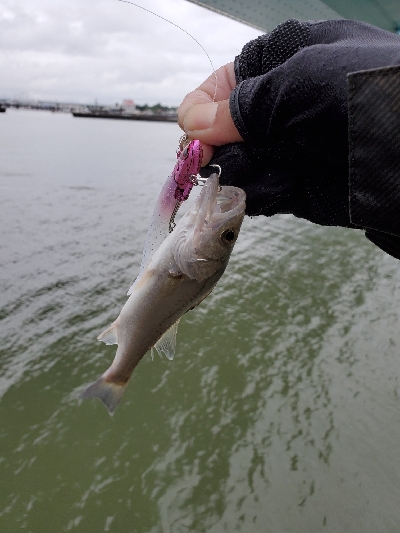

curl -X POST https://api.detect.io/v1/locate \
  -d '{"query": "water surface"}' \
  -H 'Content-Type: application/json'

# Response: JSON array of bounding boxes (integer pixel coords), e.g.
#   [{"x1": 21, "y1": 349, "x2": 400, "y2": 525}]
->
[{"x1": 1, "y1": 109, "x2": 399, "y2": 532}]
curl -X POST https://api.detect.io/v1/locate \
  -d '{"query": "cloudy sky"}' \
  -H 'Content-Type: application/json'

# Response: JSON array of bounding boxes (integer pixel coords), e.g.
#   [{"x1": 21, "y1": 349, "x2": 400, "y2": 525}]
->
[{"x1": 0, "y1": 0, "x2": 261, "y2": 105}]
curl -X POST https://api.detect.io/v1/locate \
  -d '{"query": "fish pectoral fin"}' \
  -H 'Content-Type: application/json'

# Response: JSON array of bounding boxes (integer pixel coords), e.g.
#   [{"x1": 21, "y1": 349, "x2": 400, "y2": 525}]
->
[
  {"x1": 154, "y1": 318, "x2": 181, "y2": 361},
  {"x1": 97, "y1": 324, "x2": 118, "y2": 345}
]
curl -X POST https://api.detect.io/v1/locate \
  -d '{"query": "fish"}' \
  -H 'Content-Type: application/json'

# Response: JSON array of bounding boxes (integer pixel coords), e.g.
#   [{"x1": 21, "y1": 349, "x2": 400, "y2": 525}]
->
[
  {"x1": 80, "y1": 173, "x2": 246, "y2": 414},
  {"x1": 133, "y1": 137, "x2": 202, "y2": 286}
]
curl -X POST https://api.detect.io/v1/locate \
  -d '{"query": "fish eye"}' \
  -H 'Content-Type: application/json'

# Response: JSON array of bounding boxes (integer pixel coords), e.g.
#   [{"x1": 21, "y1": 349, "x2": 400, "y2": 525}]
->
[{"x1": 221, "y1": 228, "x2": 236, "y2": 245}]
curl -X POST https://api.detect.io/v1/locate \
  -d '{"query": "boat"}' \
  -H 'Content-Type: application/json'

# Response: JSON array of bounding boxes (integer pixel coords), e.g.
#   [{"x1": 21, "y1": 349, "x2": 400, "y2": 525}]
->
[
  {"x1": 72, "y1": 110, "x2": 177, "y2": 122},
  {"x1": 0, "y1": 105, "x2": 6, "y2": 113}
]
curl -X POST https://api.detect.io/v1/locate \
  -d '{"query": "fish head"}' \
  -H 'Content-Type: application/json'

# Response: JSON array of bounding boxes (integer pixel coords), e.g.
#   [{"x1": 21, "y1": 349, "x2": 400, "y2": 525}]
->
[{"x1": 174, "y1": 174, "x2": 246, "y2": 281}]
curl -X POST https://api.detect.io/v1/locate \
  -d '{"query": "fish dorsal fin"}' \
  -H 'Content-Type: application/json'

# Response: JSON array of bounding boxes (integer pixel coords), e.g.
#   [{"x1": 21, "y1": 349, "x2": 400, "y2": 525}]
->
[
  {"x1": 127, "y1": 279, "x2": 137, "y2": 296},
  {"x1": 154, "y1": 318, "x2": 181, "y2": 360},
  {"x1": 97, "y1": 324, "x2": 118, "y2": 345}
]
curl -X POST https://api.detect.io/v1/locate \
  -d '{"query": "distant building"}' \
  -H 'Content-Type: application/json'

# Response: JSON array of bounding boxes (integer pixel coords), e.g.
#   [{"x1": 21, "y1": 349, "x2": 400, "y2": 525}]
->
[{"x1": 122, "y1": 99, "x2": 135, "y2": 112}]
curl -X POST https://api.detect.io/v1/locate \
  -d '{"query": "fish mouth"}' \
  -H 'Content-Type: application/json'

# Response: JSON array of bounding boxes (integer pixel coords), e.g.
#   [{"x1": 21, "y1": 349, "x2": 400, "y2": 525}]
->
[
  {"x1": 193, "y1": 174, "x2": 246, "y2": 233},
  {"x1": 215, "y1": 185, "x2": 246, "y2": 217}
]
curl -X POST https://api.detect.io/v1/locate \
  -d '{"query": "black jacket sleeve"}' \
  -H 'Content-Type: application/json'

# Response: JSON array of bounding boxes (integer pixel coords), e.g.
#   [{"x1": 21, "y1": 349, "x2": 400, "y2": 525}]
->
[{"x1": 202, "y1": 20, "x2": 400, "y2": 260}]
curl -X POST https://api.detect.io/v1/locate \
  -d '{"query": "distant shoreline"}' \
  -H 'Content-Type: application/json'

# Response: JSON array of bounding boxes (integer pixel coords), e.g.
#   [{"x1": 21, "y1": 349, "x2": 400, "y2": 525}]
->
[{"x1": 72, "y1": 111, "x2": 177, "y2": 123}]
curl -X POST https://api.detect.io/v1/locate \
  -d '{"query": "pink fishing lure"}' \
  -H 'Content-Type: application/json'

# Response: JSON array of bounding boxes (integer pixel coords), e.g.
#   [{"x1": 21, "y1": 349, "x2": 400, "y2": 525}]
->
[
  {"x1": 173, "y1": 138, "x2": 203, "y2": 202},
  {"x1": 127, "y1": 137, "x2": 203, "y2": 295}
]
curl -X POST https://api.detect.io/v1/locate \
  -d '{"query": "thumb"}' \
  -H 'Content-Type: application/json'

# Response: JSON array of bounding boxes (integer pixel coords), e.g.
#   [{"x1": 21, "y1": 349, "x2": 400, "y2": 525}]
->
[{"x1": 182, "y1": 100, "x2": 243, "y2": 146}]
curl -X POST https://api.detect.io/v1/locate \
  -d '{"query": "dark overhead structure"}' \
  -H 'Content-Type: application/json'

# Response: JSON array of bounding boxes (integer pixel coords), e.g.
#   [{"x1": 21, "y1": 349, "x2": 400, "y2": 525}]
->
[{"x1": 187, "y1": 0, "x2": 400, "y2": 33}]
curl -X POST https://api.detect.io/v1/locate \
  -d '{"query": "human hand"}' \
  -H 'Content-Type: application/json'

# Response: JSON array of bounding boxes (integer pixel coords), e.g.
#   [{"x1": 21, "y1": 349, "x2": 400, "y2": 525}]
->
[
  {"x1": 177, "y1": 63, "x2": 243, "y2": 166},
  {"x1": 180, "y1": 19, "x2": 400, "y2": 231}
]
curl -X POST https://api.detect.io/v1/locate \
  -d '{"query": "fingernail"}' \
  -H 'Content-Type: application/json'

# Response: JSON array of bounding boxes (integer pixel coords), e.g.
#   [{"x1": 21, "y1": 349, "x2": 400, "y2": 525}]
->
[{"x1": 183, "y1": 102, "x2": 218, "y2": 132}]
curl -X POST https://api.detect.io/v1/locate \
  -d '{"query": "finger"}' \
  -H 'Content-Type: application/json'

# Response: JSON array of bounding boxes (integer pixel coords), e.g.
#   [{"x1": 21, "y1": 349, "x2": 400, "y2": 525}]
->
[
  {"x1": 183, "y1": 100, "x2": 243, "y2": 146},
  {"x1": 200, "y1": 143, "x2": 214, "y2": 166},
  {"x1": 178, "y1": 62, "x2": 236, "y2": 129},
  {"x1": 178, "y1": 89, "x2": 212, "y2": 130}
]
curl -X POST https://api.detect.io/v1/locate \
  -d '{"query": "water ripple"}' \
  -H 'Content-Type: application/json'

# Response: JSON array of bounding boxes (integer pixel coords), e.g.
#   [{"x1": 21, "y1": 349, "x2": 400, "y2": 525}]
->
[{"x1": 1, "y1": 111, "x2": 400, "y2": 532}]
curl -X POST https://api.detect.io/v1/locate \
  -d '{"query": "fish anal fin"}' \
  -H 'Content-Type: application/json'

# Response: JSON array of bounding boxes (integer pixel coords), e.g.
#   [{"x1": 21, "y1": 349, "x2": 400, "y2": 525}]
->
[
  {"x1": 97, "y1": 324, "x2": 118, "y2": 345},
  {"x1": 154, "y1": 318, "x2": 181, "y2": 361},
  {"x1": 80, "y1": 376, "x2": 126, "y2": 415}
]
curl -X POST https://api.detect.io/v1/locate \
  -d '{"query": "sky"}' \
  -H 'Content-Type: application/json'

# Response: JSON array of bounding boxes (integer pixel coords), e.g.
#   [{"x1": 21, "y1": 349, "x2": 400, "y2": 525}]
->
[{"x1": 0, "y1": 0, "x2": 262, "y2": 106}]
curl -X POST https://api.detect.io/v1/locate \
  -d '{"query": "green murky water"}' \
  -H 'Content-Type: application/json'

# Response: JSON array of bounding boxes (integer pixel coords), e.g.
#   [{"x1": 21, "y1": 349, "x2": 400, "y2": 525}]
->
[{"x1": 1, "y1": 110, "x2": 399, "y2": 532}]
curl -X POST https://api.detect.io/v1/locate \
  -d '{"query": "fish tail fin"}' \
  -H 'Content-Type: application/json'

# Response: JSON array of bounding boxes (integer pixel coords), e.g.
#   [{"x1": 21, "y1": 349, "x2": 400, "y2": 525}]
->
[{"x1": 80, "y1": 376, "x2": 126, "y2": 415}]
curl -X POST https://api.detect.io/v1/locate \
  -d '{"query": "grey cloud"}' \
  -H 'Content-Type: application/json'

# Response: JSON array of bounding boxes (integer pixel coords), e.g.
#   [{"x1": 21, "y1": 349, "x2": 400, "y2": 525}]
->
[{"x1": 0, "y1": 0, "x2": 261, "y2": 104}]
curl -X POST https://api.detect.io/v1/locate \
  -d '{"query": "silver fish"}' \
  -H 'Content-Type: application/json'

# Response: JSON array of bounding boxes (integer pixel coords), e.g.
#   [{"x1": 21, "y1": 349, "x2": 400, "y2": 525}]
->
[{"x1": 81, "y1": 174, "x2": 246, "y2": 414}]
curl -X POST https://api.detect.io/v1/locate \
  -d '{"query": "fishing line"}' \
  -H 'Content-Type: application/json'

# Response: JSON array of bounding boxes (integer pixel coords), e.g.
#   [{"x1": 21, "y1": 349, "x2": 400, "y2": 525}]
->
[{"x1": 117, "y1": 0, "x2": 218, "y2": 102}]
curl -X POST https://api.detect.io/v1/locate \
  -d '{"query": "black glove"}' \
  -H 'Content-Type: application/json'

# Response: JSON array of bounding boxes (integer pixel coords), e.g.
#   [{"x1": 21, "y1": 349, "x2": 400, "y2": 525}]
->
[{"x1": 201, "y1": 19, "x2": 400, "y2": 230}]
